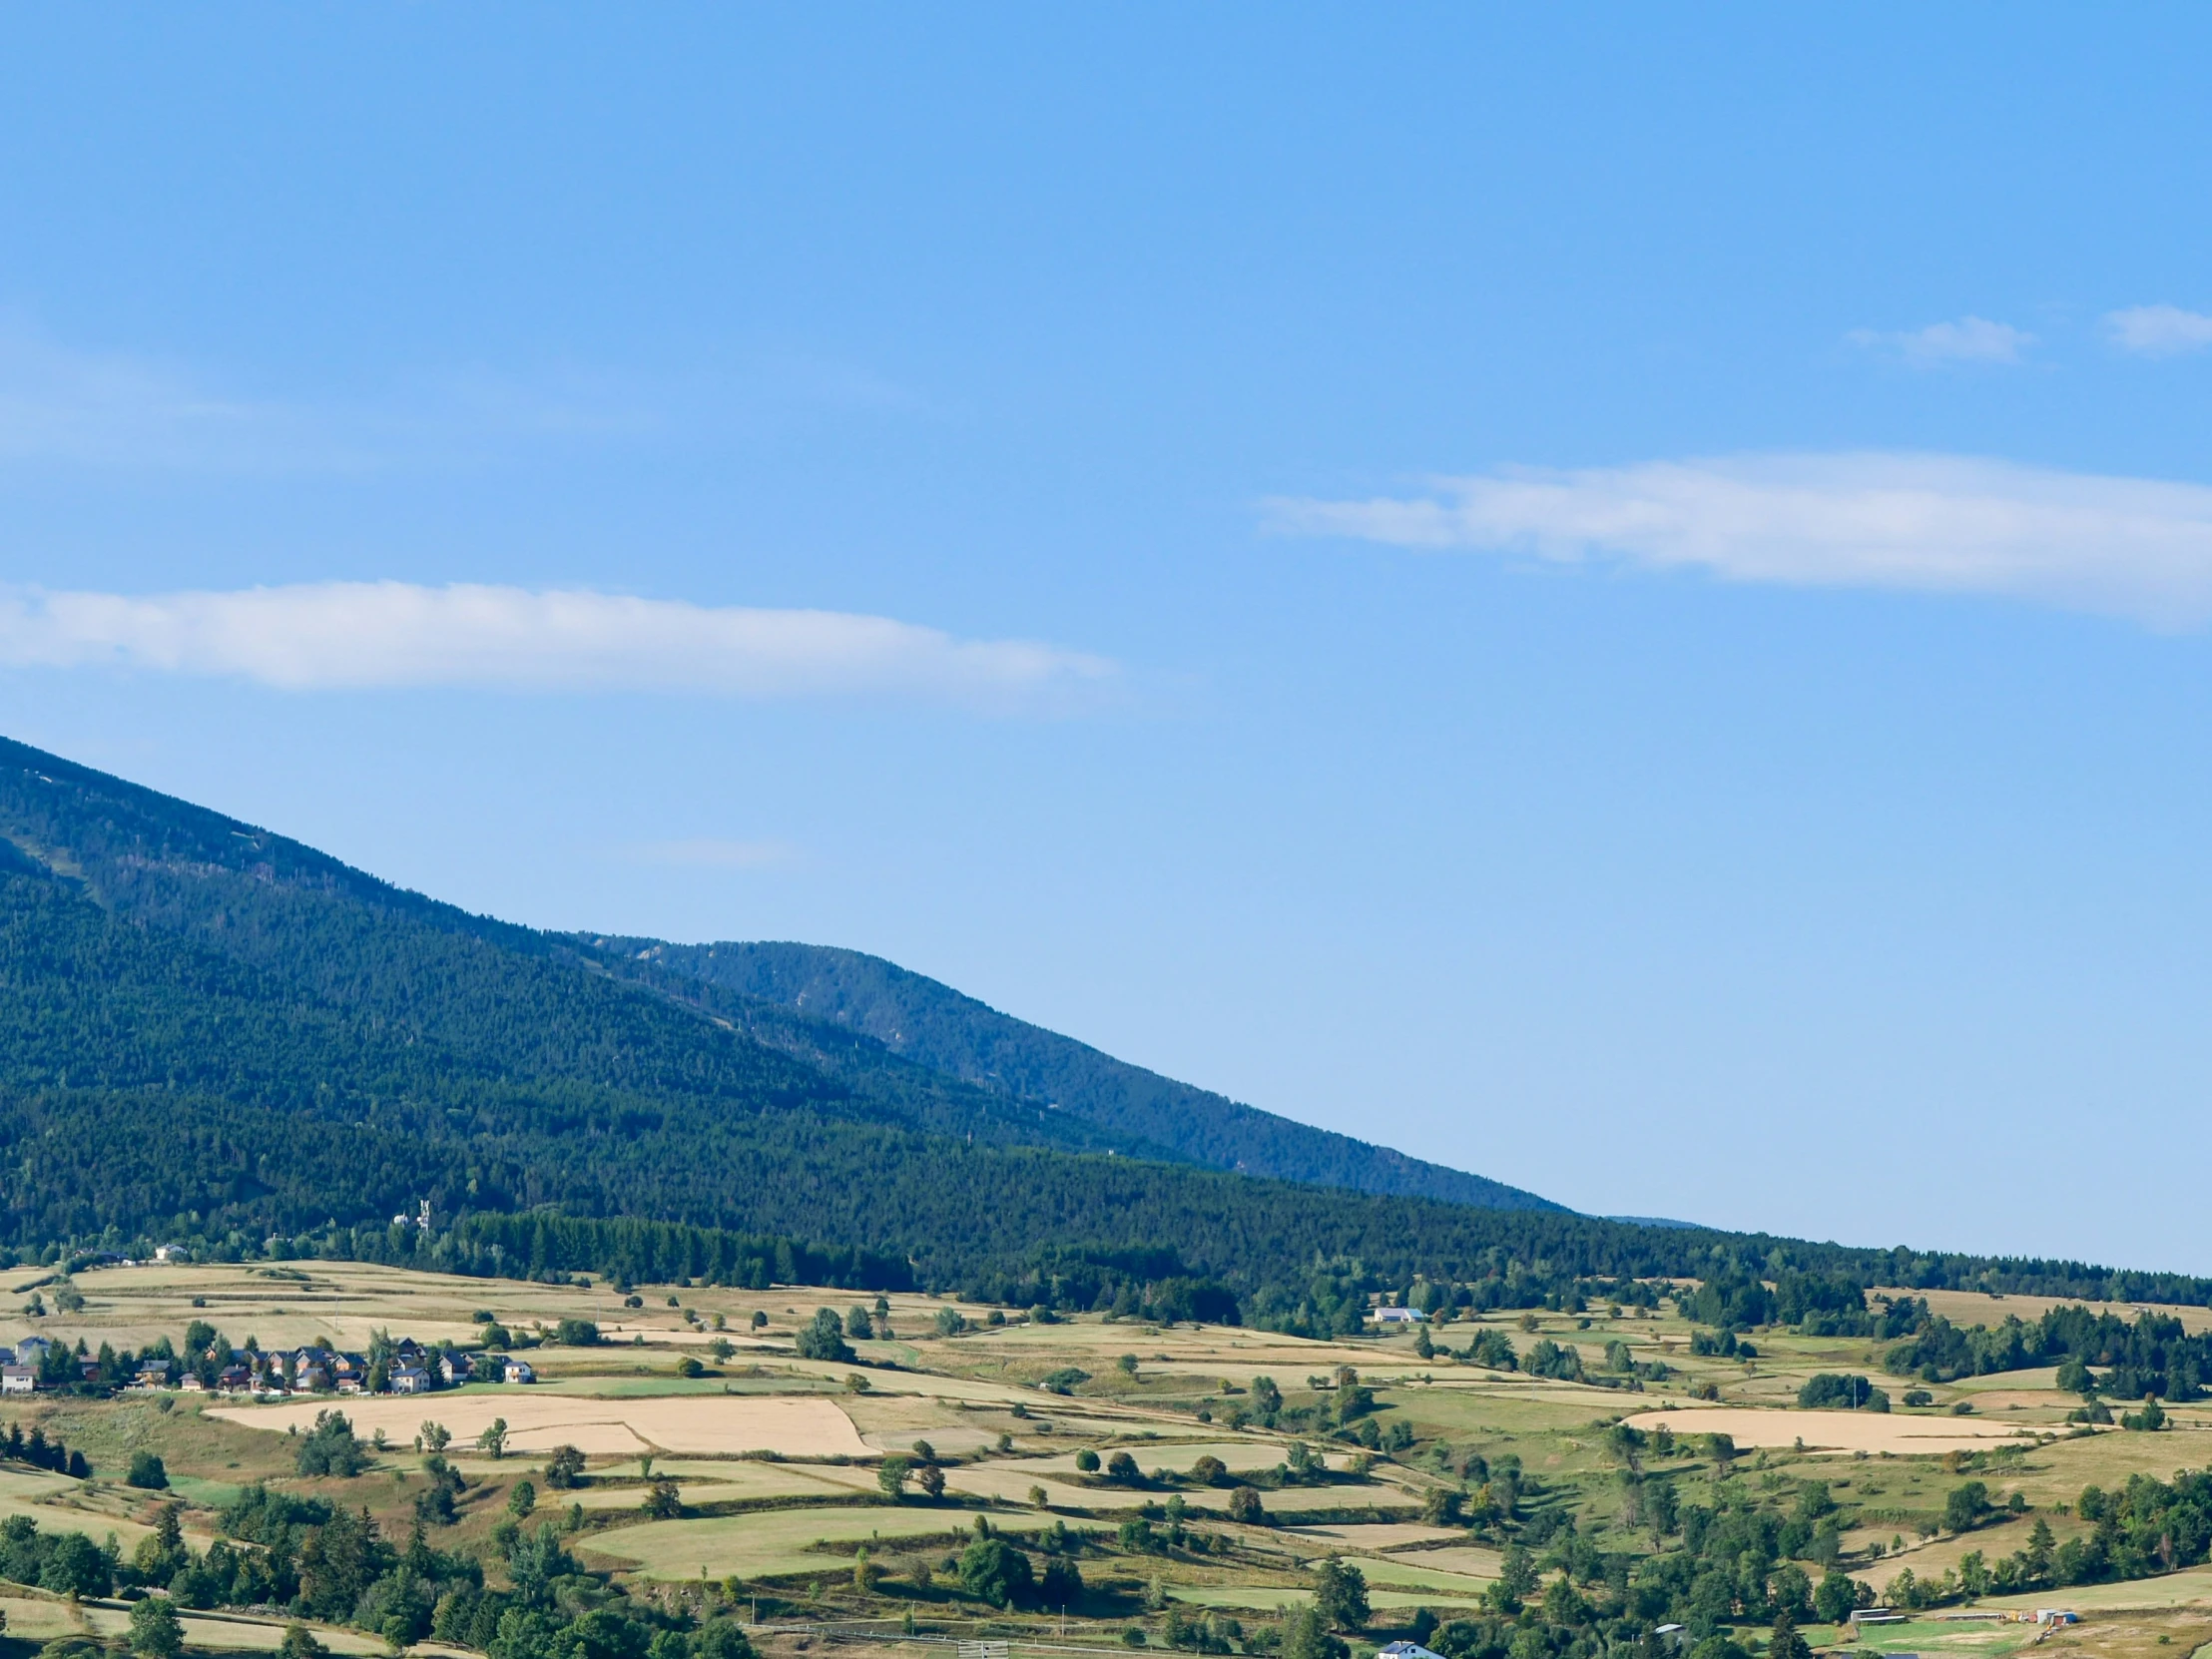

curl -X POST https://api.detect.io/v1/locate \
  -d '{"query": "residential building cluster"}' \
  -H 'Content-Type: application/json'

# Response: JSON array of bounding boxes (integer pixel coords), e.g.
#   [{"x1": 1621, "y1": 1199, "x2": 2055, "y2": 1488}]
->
[{"x1": 1, "y1": 1333, "x2": 537, "y2": 1396}]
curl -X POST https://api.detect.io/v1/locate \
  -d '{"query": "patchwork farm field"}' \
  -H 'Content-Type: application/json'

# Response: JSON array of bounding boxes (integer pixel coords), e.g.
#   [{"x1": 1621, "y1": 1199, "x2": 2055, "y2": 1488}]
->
[{"x1": 0, "y1": 1260, "x2": 2208, "y2": 1659}]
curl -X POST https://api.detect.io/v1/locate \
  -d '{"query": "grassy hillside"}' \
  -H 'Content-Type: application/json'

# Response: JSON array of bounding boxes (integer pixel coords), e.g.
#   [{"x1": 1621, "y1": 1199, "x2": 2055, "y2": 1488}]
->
[{"x1": 584, "y1": 937, "x2": 1561, "y2": 1212}]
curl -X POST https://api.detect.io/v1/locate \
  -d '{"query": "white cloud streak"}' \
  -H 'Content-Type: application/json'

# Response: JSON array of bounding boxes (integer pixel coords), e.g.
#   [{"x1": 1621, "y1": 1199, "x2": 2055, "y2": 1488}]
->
[
  {"x1": 0, "y1": 582, "x2": 1115, "y2": 708},
  {"x1": 1846, "y1": 315, "x2": 2033, "y2": 365},
  {"x1": 2104, "y1": 304, "x2": 2212, "y2": 357},
  {"x1": 1267, "y1": 453, "x2": 2212, "y2": 626}
]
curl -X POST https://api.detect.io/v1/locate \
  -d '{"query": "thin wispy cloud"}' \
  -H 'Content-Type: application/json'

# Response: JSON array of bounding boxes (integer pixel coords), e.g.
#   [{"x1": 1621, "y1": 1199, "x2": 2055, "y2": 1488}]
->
[
  {"x1": 1267, "y1": 453, "x2": 2212, "y2": 626},
  {"x1": 624, "y1": 837, "x2": 804, "y2": 869},
  {"x1": 0, "y1": 320, "x2": 923, "y2": 473},
  {"x1": 2103, "y1": 304, "x2": 2212, "y2": 358},
  {"x1": 0, "y1": 582, "x2": 1116, "y2": 709},
  {"x1": 1845, "y1": 315, "x2": 2033, "y2": 366},
  {"x1": 0, "y1": 326, "x2": 353, "y2": 471}
]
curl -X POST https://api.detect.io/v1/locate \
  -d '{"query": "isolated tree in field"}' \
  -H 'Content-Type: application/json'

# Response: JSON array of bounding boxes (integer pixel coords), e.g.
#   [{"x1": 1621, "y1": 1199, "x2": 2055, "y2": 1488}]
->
[
  {"x1": 958, "y1": 1536, "x2": 1034, "y2": 1607},
  {"x1": 476, "y1": 1417, "x2": 509, "y2": 1459},
  {"x1": 798, "y1": 1309, "x2": 855, "y2": 1364},
  {"x1": 750, "y1": 1311, "x2": 767, "y2": 1332},
  {"x1": 1250, "y1": 1376, "x2": 1283, "y2": 1418},
  {"x1": 1311, "y1": 1557, "x2": 1369, "y2": 1630},
  {"x1": 278, "y1": 1625, "x2": 328, "y2": 1659},
  {"x1": 1495, "y1": 1543, "x2": 1539, "y2": 1611},
  {"x1": 1074, "y1": 1448, "x2": 1101, "y2": 1473},
  {"x1": 1944, "y1": 1481, "x2": 1989, "y2": 1533},
  {"x1": 129, "y1": 1594, "x2": 184, "y2": 1659},
  {"x1": 295, "y1": 1410, "x2": 365, "y2": 1477},
  {"x1": 416, "y1": 1421, "x2": 451, "y2": 1454},
  {"x1": 1190, "y1": 1454, "x2": 1227, "y2": 1486},
  {"x1": 877, "y1": 1454, "x2": 913, "y2": 1499},
  {"x1": 1228, "y1": 1484, "x2": 1267, "y2": 1525},
  {"x1": 507, "y1": 1478, "x2": 537, "y2": 1517},
  {"x1": 126, "y1": 1451, "x2": 168, "y2": 1489},
  {"x1": 1814, "y1": 1569, "x2": 1860, "y2": 1625},
  {"x1": 846, "y1": 1306, "x2": 873, "y2": 1341},
  {"x1": 1040, "y1": 1554, "x2": 1083, "y2": 1608},
  {"x1": 916, "y1": 1463, "x2": 946, "y2": 1501},
  {"x1": 543, "y1": 1444, "x2": 587, "y2": 1488},
  {"x1": 642, "y1": 1476, "x2": 682, "y2": 1518},
  {"x1": 1281, "y1": 1605, "x2": 1348, "y2": 1659},
  {"x1": 1106, "y1": 1451, "x2": 1141, "y2": 1482},
  {"x1": 1117, "y1": 1354, "x2": 1139, "y2": 1378}
]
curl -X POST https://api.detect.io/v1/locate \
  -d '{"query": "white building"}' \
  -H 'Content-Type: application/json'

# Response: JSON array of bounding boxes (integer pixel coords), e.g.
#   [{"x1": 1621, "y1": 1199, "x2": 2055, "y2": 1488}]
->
[
  {"x1": 501, "y1": 1358, "x2": 536, "y2": 1384},
  {"x1": 0, "y1": 1366, "x2": 32, "y2": 1395}
]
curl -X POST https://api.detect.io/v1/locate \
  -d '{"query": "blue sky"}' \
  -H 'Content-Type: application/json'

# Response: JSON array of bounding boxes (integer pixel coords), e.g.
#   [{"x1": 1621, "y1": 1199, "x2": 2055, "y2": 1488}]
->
[{"x1": 7, "y1": 8, "x2": 2212, "y2": 1270}]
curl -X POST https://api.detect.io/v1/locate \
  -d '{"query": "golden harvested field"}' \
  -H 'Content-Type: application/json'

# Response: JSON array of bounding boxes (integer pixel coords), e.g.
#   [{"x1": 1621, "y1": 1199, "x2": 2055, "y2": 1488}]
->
[
  {"x1": 577, "y1": 1502, "x2": 1045, "y2": 1580},
  {"x1": 1344, "y1": 1554, "x2": 1492, "y2": 1595},
  {"x1": 212, "y1": 1391, "x2": 871, "y2": 1456},
  {"x1": 1622, "y1": 1405, "x2": 2041, "y2": 1454},
  {"x1": 1283, "y1": 1522, "x2": 1467, "y2": 1551},
  {"x1": 1873, "y1": 1289, "x2": 2212, "y2": 1338}
]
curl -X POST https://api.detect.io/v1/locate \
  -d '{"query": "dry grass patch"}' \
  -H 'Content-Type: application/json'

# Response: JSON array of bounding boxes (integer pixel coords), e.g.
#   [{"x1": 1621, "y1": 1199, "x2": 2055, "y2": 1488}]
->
[
  {"x1": 578, "y1": 1502, "x2": 1041, "y2": 1580},
  {"x1": 1282, "y1": 1522, "x2": 1466, "y2": 1552},
  {"x1": 213, "y1": 1392, "x2": 868, "y2": 1457},
  {"x1": 1623, "y1": 1406, "x2": 2037, "y2": 1455}
]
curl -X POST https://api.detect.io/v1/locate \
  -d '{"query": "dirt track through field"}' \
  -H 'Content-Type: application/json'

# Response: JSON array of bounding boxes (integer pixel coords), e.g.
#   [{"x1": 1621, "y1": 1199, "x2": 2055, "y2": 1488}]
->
[{"x1": 210, "y1": 1392, "x2": 869, "y2": 1456}]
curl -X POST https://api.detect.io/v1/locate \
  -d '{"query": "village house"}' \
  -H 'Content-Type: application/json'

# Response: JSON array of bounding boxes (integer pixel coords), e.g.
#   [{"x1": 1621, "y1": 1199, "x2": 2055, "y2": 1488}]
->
[
  {"x1": 501, "y1": 1358, "x2": 536, "y2": 1384},
  {"x1": 390, "y1": 1364, "x2": 432, "y2": 1394},
  {"x1": 0, "y1": 1366, "x2": 33, "y2": 1395}
]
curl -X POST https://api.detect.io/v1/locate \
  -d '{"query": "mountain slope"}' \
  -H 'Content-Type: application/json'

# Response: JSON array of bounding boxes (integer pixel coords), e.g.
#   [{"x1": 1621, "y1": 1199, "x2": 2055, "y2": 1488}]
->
[
  {"x1": 5, "y1": 735, "x2": 2203, "y2": 1321},
  {"x1": 0, "y1": 735, "x2": 1543, "y2": 1232},
  {"x1": 586, "y1": 937, "x2": 1559, "y2": 1212}
]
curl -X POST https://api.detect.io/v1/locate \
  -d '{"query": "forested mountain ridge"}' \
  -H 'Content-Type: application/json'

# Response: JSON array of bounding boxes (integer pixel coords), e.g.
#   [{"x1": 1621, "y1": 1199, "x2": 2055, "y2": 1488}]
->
[
  {"x1": 0, "y1": 735, "x2": 1531, "y2": 1227},
  {"x1": 4, "y1": 734, "x2": 2210, "y2": 1325},
  {"x1": 0, "y1": 735, "x2": 1551, "y2": 1207},
  {"x1": 582, "y1": 936, "x2": 1560, "y2": 1212}
]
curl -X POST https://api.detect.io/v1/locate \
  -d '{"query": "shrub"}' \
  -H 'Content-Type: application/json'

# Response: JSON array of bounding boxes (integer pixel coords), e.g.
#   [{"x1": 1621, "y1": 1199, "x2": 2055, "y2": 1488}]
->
[
  {"x1": 958, "y1": 1537, "x2": 1034, "y2": 1607},
  {"x1": 294, "y1": 1410, "x2": 365, "y2": 1478},
  {"x1": 125, "y1": 1452, "x2": 168, "y2": 1490}
]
